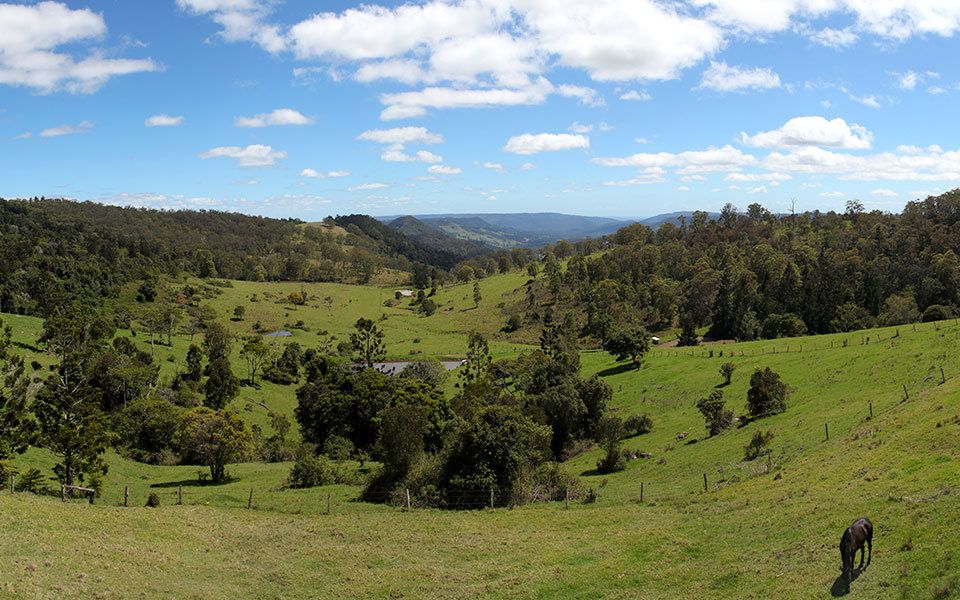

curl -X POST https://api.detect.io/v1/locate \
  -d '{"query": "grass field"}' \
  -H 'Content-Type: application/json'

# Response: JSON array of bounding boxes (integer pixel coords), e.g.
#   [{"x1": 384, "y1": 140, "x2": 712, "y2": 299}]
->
[{"x1": 2, "y1": 276, "x2": 959, "y2": 599}]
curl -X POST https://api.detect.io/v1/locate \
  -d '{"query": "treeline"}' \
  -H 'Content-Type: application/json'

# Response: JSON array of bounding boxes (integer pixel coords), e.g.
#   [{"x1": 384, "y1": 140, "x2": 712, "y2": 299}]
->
[
  {"x1": 497, "y1": 190, "x2": 960, "y2": 342},
  {"x1": 0, "y1": 199, "x2": 462, "y2": 316}
]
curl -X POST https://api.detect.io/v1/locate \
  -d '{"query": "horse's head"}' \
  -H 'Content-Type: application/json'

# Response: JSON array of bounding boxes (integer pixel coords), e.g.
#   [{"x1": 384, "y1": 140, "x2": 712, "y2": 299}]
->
[{"x1": 840, "y1": 529, "x2": 854, "y2": 583}]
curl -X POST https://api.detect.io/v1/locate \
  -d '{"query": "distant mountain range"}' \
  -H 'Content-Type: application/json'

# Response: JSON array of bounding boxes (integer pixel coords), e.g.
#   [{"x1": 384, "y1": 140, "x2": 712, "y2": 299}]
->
[{"x1": 380, "y1": 211, "x2": 719, "y2": 251}]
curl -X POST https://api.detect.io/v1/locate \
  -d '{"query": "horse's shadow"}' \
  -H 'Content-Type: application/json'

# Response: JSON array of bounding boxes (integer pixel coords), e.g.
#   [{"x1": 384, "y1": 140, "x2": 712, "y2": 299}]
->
[{"x1": 829, "y1": 567, "x2": 863, "y2": 597}]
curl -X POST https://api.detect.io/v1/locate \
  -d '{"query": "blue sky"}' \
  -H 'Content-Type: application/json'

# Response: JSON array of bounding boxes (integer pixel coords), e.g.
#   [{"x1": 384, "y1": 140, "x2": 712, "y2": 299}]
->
[{"x1": 2, "y1": 0, "x2": 960, "y2": 220}]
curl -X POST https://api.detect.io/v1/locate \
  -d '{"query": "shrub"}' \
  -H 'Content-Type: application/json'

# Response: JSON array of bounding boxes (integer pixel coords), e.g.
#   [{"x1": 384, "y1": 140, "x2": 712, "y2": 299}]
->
[
  {"x1": 504, "y1": 314, "x2": 523, "y2": 332},
  {"x1": 760, "y1": 313, "x2": 807, "y2": 339},
  {"x1": 287, "y1": 454, "x2": 340, "y2": 489},
  {"x1": 145, "y1": 492, "x2": 161, "y2": 507},
  {"x1": 17, "y1": 468, "x2": 46, "y2": 494},
  {"x1": 322, "y1": 435, "x2": 355, "y2": 462},
  {"x1": 596, "y1": 446, "x2": 629, "y2": 474},
  {"x1": 746, "y1": 367, "x2": 787, "y2": 418},
  {"x1": 513, "y1": 462, "x2": 585, "y2": 504},
  {"x1": 719, "y1": 362, "x2": 736, "y2": 385},
  {"x1": 745, "y1": 429, "x2": 775, "y2": 460},
  {"x1": 624, "y1": 414, "x2": 654, "y2": 436},
  {"x1": 697, "y1": 390, "x2": 733, "y2": 436},
  {"x1": 922, "y1": 304, "x2": 952, "y2": 322}
]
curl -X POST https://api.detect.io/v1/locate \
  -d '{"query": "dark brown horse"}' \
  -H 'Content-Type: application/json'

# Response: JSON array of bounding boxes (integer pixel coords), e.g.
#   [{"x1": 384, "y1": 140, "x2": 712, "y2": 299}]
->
[{"x1": 840, "y1": 517, "x2": 873, "y2": 591}]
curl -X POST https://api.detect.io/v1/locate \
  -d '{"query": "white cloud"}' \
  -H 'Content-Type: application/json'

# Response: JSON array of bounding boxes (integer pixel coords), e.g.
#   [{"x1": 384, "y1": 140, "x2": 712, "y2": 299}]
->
[
  {"x1": 871, "y1": 188, "x2": 898, "y2": 196},
  {"x1": 198, "y1": 144, "x2": 287, "y2": 167},
  {"x1": 235, "y1": 108, "x2": 314, "y2": 127},
  {"x1": 819, "y1": 191, "x2": 845, "y2": 197},
  {"x1": 176, "y1": 0, "x2": 284, "y2": 53},
  {"x1": 481, "y1": 161, "x2": 507, "y2": 173},
  {"x1": 807, "y1": 26, "x2": 858, "y2": 49},
  {"x1": 570, "y1": 122, "x2": 593, "y2": 134},
  {"x1": 725, "y1": 172, "x2": 793, "y2": 182},
  {"x1": 518, "y1": 162, "x2": 538, "y2": 170},
  {"x1": 145, "y1": 114, "x2": 184, "y2": 127},
  {"x1": 593, "y1": 145, "x2": 756, "y2": 173},
  {"x1": 603, "y1": 171, "x2": 668, "y2": 186},
  {"x1": 677, "y1": 185, "x2": 690, "y2": 191},
  {"x1": 231, "y1": 179, "x2": 258, "y2": 185},
  {"x1": 740, "y1": 116, "x2": 873, "y2": 149},
  {"x1": 39, "y1": 120, "x2": 94, "y2": 137},
  {"x1": 697, "y1": 61, "x2": 780, "y2": 92},
  {"x1": 746, "y1": 185, "x2": 768, "y2": 194},
  {"x1": 356, "y1": 126, "x2": 443, "y2": 145},
  {"x1": 300, "y1": 168, "x2": 351, "y2": 178},
  {"x1": 380, "y1": 149, "x2": 443, "y2": 163},
  {"x1": 620, "y1": 90, "x2": 652, "y2": 101},
  {"x1": 503, "y1": 133, "x2": 589, "y2": 155},
  {"x1": 379, "y1": 81, "x2": 553, "y2": 120},
  {"x1": 557, "y1": 84, "x2": 604, "y2": 106},
  {"x1": 895, "y1": 70, "x2": 921, "y2": 90},
  {"x1": 0, "y1": 2, "x2": 159, "y2": 94},
  {"x1": 348, "y1": 182, "x2": 389, "y2": 191},
  {"x1": 762, "y1": 145, "x2": 960, "y2": 181},
  {"x1": 799, "y1": 182, "x2": 822, "y2": 189},
  {"x1": 428, "y1": 164, "x2": 461, "y2": 175},
  {"x1": 14, "y1": 132, "x2": 32, "y2": 140}
]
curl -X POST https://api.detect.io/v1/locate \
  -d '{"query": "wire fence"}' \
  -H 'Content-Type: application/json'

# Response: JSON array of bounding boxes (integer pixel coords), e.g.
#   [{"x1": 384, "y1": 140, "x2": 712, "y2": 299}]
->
[{"x1": 8, "y1": 321, "x2": 953, "y2": 513}]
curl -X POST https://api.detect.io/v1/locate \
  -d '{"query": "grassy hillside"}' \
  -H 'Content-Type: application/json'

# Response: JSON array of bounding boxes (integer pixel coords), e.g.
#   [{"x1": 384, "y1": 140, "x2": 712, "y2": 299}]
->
[{"x1": 2, "y1": 296, "x2": 958, "y2": 598}]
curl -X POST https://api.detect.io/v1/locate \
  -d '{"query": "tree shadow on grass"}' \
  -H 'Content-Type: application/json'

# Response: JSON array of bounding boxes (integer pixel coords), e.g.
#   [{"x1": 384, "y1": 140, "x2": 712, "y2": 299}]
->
[
  {"x1": 829, "y1": 568, "x2": 863, "y2": 597},
  {"x1": 597, "y1": 363, "x2": 634, "y2": 377}
]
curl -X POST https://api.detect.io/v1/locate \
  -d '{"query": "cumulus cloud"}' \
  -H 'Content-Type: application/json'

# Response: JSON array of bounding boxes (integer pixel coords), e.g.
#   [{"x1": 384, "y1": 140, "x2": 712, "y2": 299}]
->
[
  {"x1": 0, "y1": 1, "x2": 158, "y2": 94},
  {"x1": 724, "y1": 172, "x2": 792, "y2": 182},
  {"x1": 871, "y1": 188, "x2": 898, "y2": 196},
  {"x1": 348, "y1": 182, "x2": 389, "y2": 191},
  {"x1": 570, "y1": 122, "x2": 593, "y2": 134},
  {"x1": 480, "y1": 161, "x2": 507, "y2": 173},
  {"x1": 806, "y1": 26, "x2": 858, "y2": 49},
  {"x1": 762, "y1": 146, "x2": 960, "y2": 181},
  {"x1": 381, "y1": 149, "x2": 443, "y2": 163},
  {"x1": 300, "y1": 168, "x2": 350, "y2": 178},
  {"x1": 697, "y1": 61, "x2": 781, "y2": 92},
  {"x1": 620, "y1": 90, "x2": 651, "y2": 101},
  {"x1": 145, "y1": 114, "x2": 184, "y2": 127},
  {"x1": 740, "y1": 116, "x2": 873, "y2": 149},
  {"x1": 592, "y1": 145, "x2": 756, "y2": 173},
  {"x1": 503, "y1": 133, "x2": 589, "y2": 155},
  {"x1": 198, "y1": 144, "x2": 287, "y2": 167},
  {"x1": 235, "y1": 108, "x2": 314, "y2": 127},
  {"x1": 39, "y1": 120, "x2": 94, "y2": 137},
  {"x1": 357, "y1": 126, "x2": 443, "y2": 145},
  {"x1": 428, "y1": 164, "x2": 462, "y2": 175},
  {"x1": 176, "y1": 0, "x2": 284, "y2": 53}
]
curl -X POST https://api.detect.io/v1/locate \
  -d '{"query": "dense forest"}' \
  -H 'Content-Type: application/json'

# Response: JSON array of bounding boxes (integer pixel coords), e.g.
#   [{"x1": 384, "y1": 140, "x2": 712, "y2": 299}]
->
[
  {"x1": 464, "y1": 190, "x2": 960, "y2": 343},
  {"x1": 0, "y1": 199, "x2": 461, "y2": 316}
]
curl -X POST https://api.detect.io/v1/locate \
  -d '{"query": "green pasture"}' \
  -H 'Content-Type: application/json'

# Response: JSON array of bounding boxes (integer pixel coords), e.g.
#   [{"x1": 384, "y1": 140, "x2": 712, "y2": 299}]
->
[{"x1": 2, "y1": 278, "x2": 959, "y2": 599}]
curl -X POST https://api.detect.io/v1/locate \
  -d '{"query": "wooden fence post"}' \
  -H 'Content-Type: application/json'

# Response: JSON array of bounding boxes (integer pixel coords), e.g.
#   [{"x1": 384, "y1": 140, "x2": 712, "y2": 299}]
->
[
  {"x1": 327, "y1": 492, "x2": 331, "y2": 515},
  {"x1": 941, "y1": 367, "x2": 946, "y2": 384},
  {"x1": 869, "y1": 402, "x2": 873, "y2": 419},
  {"x1": 406, "y1": 488, "x2": 412, "y2": 512},
  {"x1": 565, "y1": 487, "x2": 569, "y2": 510},
  {"x1": 124, "y1": 485, "x2": 129, "y2": 507},
  {"x1": 640, "y1": 481, "x2": 644, "y2": 504},
  {"x1": 248, "y1": 487, "x2": 253, "y2": 509},
  {"x1": 490, "y1": 487, "x2": 495, "y2": 509},
  {"x1": 10, "y1": 475, "x2": 14, "y2": 495},
  {"x1": 903, "y1": 384, "x2": 909, "y2": 400},
  {"x1": 703, "y1": 473, "x2": 708, "y2": 492},
  {"x1": 825, "y1": 423, "x2": 829, "y2": 440},
  {"x1": 177, "y1": 486, "x2": 182, "y2": 505},
  {"x1": 61, "y1": 485, "x2": 67, "y2": 502}
]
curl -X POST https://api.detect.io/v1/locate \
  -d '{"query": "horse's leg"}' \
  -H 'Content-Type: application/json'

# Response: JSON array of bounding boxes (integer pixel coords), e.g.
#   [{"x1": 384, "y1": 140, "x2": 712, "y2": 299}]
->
[
  {"x1": 867, "y1": 536, "x2": 872, "y2": 567},
  {"x1": 858, "y1": 543, "x2": 865, "y2": 570}
]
